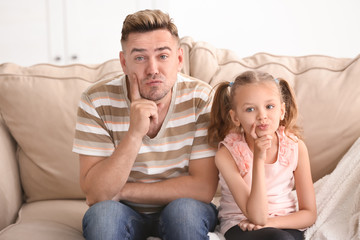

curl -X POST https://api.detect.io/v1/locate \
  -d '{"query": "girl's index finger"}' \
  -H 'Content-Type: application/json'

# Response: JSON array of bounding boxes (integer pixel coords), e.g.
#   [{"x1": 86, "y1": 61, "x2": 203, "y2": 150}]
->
[
  {"x1": 250, "y1": 123, "x2": 258, "y2": 139},
  {"x1": 129, "y1": 74, "x2": 141, "y2": 101}
]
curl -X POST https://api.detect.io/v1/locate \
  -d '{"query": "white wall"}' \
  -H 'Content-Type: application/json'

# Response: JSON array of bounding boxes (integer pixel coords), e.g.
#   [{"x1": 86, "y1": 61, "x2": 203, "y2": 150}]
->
[
  {"x1": 158, "y1": 0, "x2": 360, "y2": 58},
  {"x1": 1, "y1": 0, "x2": 359, "y2": 66}
]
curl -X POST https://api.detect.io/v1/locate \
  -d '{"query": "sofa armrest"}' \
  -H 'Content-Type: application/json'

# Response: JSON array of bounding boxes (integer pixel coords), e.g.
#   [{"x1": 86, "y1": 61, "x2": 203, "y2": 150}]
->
[{"x1": 0, "y1": 114, "x2": 22, "y2": 230}]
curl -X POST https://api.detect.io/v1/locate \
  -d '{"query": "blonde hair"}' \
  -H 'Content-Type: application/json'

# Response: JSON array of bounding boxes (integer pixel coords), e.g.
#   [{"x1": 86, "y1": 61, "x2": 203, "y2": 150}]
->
[
  {"x1": 208, "y1": 70, "x2": 302, "y2": 147},
  {"x1": 121, "y1": 9, "x2": 179, "y2": 44}
]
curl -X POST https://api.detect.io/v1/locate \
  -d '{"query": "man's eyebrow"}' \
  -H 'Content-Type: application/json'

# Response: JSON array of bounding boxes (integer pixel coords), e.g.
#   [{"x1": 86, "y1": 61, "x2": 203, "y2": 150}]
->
[
  {"x1": 130, "y1": 48, "x2": 146, "y2": 54},
  {"x1": 156, "y1": 46, "x2": 172, "y2": 52},
  {"x1": 130, "y1": 46, "x2": 172, "y2": 54}
]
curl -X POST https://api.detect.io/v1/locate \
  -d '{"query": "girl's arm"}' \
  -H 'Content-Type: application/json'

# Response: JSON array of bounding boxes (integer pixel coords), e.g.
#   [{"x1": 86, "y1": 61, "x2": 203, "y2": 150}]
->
[
  {"x1": 249, "y1": 139, "x2": 317, "y2": 230},
  {"x1": 215, "y1": 144, "x2": 268, "y2": 225}
]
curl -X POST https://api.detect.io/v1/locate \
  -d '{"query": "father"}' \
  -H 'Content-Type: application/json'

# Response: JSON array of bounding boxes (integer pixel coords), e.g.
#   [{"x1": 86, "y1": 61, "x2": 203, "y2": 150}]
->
[{"x1": 73, "y1": 9, "x2": 218, "y2": 239}]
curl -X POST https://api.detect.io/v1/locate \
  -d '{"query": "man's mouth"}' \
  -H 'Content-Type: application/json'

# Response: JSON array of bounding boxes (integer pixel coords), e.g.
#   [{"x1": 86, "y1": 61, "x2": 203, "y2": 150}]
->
[{"x1": 147, "y1": 80, "x2": 162, "y2": 85}]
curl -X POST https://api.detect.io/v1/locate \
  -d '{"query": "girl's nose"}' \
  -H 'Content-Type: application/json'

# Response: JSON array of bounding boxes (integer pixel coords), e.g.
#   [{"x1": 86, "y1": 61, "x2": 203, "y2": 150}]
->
[{"x1": 257, "y1": 109, "x2": 267, "y2": 120}]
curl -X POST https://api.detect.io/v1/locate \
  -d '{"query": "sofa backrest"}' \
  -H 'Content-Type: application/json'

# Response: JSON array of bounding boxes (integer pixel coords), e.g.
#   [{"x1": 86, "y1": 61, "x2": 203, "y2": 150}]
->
[
  {"x1": 0, "y1": 60, "x2": 123, "y2": 203},
  {"x1": 0, "y1": 36, "x2": 359, "y2": 205}
]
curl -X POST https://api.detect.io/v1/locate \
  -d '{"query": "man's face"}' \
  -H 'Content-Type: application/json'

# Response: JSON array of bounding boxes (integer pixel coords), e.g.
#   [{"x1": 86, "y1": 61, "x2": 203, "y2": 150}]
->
[{"x1": 120, "y1": 29, "x2": 183, "y2": 102}]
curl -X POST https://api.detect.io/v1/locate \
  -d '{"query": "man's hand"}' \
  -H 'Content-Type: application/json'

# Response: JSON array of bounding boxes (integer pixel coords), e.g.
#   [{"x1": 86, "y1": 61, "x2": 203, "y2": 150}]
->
[{"x1": 128, "y1": 74, "x2": 159, "y2": 138}]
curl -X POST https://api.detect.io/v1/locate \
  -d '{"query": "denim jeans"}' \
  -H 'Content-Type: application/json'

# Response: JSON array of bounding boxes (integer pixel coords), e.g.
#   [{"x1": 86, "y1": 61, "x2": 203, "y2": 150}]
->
[{"x1": 82, "y1": 198, "x2": 218, "y2": 240}]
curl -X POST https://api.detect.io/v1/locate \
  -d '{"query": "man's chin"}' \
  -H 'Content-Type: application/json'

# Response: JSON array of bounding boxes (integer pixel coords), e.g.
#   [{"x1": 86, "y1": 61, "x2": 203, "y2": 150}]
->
[
  {"x1": 141, "y1": 92, "x2": 167, "y2": 102},
  {"x1": 141, "y1": 87, "x2": 172, "y2": 101}
]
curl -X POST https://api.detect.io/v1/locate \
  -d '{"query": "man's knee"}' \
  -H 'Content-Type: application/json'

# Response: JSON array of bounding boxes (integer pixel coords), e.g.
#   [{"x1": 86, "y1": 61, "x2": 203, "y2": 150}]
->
[
  {"x1": 159, "y1": 198, "x2": 217, "y2": 237},
  {"x1": 83, "y1": 200, "x2": 141, "y2": 240},
  {"x1": 163, "y1": 198, "x2": 213, "y2": 219},
  {"x1": 84, "y1": 200, "x2": 127, "y2": 221}
]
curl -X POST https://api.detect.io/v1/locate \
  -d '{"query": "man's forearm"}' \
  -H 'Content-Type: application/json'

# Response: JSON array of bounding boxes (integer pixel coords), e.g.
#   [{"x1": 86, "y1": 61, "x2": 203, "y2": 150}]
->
[
  {"x1": 81, "y1": 132, "x2": 143, "y2": 205},
  {"x1": 118, "y1": 177, "x2": 216, "y2": 205},
  {"x1": 117, "y1": 158, "x2": 219, "y2": 205}
]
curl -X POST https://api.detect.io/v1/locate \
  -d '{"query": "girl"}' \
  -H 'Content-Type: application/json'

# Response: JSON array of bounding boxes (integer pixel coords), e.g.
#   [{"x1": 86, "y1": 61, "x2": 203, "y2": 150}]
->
[{"x1": 208, "y1": 71, "x2": 317, "y2": 240}]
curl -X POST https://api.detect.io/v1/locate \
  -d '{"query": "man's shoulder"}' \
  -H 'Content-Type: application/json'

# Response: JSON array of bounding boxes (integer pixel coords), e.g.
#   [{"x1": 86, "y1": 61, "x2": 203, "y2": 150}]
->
[
  {"x1": 84, "y1": 74, "x2": 125, "y2": 96},
  {"x1": 177, "y1": 73, "x2": 212, "y2": 92}
]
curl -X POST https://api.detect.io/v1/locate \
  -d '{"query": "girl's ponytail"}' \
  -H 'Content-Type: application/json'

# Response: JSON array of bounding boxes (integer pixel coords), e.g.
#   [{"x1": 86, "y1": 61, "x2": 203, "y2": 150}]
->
[
  {"x1": 208, "y1": 82, "x2": 234, "y2": 147},
  {"x1": 278, "y1": 78, "x2": 302, "y2": 139}
]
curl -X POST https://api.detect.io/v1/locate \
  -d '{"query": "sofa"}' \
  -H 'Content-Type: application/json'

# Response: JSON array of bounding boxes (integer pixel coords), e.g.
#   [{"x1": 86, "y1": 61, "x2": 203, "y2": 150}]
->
[{"x1": 1, "y1": 36, "x2": 359, "y2": 240}]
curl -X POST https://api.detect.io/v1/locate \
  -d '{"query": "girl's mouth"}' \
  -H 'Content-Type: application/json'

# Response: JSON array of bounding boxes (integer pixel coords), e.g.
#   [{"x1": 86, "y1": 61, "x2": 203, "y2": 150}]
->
[{"x1": 257, "y1": 124, "x2": 269, "y2": 131}]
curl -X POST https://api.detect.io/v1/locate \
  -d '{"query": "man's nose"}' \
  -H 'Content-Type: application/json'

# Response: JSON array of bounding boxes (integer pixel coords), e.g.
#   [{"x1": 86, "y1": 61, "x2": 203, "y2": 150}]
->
[{"x1": 146, "y1": 58, "x2": 159, "y2": 75}]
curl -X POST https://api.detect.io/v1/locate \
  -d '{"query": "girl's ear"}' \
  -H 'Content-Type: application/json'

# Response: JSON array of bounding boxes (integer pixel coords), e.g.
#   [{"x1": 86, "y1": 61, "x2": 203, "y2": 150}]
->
[
  {"x1": 229, "y1": 109, "x2": 241, "y2": 127},
  {"x1": 280, "y1": 102, "x2": 286, "y2": 120}
]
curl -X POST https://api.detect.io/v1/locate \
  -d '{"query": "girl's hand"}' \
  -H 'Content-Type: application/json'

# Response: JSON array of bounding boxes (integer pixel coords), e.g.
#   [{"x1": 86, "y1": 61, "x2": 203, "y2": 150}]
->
[
  {"x1": 250, "y1": 123, "x2": 272, "y2": 161},
  {"x1": 239, "y1": 219, "x2": 264, "y2": 231}
]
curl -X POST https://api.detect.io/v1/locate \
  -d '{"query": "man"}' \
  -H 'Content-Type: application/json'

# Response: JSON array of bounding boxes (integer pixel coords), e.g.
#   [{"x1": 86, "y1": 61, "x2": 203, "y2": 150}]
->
[{"x1": 73, "y1": 9, "x2": 218, "y2": 240}]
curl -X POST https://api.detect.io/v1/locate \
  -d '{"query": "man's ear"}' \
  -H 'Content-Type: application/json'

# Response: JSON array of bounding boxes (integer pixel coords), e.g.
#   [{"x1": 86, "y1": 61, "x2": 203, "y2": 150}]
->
[
  {"x1": 229, "y1": 109, "x2": 241, "y2": 127},
  {"x1": 177, "y1": 48, "x2": 184, "y2": 72},
  {"x1": 119, "y1": 51, "x2": 128, "y2": 74}
]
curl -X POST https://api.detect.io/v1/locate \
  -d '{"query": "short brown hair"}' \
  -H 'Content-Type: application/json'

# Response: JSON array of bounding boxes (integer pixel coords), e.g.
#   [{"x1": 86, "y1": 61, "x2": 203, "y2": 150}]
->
[{"x1": 121, "y1": 9, "x2": 179, "y2": 43}]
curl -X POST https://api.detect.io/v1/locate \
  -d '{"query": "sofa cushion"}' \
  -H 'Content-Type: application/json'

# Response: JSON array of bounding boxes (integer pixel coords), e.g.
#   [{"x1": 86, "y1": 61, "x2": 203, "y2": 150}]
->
[
  {"x1": 0, "y1": 200, "x2": 87, "y2": 240},
  {"x1": 182, "y1": 37, "x2": 360, "y2": 182},
  {"x1": 0, "y1": 115, "x2": 22, "y2": 230},
  {"x1": 0, "y1": 60, "x2": 123, "y2": 202}
]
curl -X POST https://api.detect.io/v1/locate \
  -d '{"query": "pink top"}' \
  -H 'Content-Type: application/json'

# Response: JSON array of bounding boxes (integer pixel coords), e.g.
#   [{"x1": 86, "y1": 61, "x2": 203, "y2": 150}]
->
[{"x1": 218, "y1": 126, "x2": 299, "y2": 234}]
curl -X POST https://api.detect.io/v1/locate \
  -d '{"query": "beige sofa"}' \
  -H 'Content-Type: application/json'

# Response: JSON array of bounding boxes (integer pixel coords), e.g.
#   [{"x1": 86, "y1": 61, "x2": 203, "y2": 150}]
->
[{"x1": 1, "y1": 36, "x2": 359, "y2": 240}]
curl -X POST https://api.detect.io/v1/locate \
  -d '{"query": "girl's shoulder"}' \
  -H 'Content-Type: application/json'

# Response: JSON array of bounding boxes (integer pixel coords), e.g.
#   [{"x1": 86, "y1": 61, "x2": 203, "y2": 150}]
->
[
  {"x1": 221, "y1": 131, "x2": 244, "y2": 146},
  {"x1": 219, "y1": 131, "x2": 251, "y2": 176},
  {"x1": 277, "y1": 126, "x2": 299, "y2": 168},
  {"x1": 277, "y1": 126, "x2": 299, "y2": 145}
]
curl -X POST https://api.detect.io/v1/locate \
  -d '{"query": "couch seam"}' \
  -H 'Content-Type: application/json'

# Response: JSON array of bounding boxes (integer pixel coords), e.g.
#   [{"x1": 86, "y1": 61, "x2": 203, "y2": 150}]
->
[
  {"x1": 0, "y1": 59, "x2": 120, "y2": 69},
  {"x1": 216, "y1": 55, "x2": 360, "y2": 75},
  {"x1": 0, "y1": 71, "x2": 123, "y2": 83},
  {"x1": 251, "y1": 52, "x2": 360, "y2": 59}
]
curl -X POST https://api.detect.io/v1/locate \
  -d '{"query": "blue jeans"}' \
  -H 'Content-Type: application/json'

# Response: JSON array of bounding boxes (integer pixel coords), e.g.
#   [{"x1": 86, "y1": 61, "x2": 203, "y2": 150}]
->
[{"x1": 82, "y1": 198, "x2": 218, "y2": 240}]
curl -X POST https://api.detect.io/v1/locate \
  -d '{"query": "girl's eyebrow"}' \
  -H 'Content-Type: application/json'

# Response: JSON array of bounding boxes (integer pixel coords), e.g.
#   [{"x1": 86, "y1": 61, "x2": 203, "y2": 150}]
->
[
  {"x1": 242, "y1": 102, "x2": 253, "y2": 106},
  {"x1": 242, "y1": 98, "x2": 277, "y2": 106}
]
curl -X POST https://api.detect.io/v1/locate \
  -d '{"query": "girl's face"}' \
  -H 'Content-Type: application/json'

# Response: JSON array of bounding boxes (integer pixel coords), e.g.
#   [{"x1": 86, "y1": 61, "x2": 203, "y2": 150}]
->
[{"x1": 229, "y1": 81, "x2": 285, "y2": 139}]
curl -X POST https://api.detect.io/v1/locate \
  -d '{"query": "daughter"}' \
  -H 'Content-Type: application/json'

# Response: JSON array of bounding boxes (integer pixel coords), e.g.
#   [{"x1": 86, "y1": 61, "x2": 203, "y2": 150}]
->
[{"x1": 208, "y1": 71, "x2": 317, "y2": 240}]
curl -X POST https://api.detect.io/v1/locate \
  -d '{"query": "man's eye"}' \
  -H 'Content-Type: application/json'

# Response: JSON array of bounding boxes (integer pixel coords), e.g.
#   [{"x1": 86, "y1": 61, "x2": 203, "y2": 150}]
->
[
  {"x1": 246, "y1": 107, "x2": 254, "y2": 112},
  {"x1": 135, "y1": 56, "x2": 144, "y2": 61},
  {"x1": 160, "y1": 55, "x2": 168, "y2": 60}
]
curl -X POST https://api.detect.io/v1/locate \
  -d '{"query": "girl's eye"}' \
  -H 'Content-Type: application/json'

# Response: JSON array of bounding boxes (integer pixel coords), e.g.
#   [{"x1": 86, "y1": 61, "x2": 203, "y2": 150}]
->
[
  {"x1": 267, "y1": 104, "x2": 275, "y2": 109},
  {"x1": 246, "y1": 107, "x2": 255, "y2": 112}
]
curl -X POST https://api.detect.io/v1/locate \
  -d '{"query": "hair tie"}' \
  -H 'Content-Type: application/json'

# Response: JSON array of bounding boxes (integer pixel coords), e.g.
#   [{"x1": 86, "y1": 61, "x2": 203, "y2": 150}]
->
[
  {"x1": 229, "y1": 82, "x2": 234, "y2": 87},
  {"x1": 274, "y1": 78, "x2": 279, "y2": 84}
]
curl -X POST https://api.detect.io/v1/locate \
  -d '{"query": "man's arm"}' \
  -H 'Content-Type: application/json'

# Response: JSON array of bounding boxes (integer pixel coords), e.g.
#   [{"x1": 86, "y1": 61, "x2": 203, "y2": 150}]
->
[
  {"x1": 79, "y1": 131, "x2": 143, "y2": 206},
  {"x1": 116, "y1": 156, "x2": 219, "y2": 205},
  {"x1": 79, "y1": 73, "x2": 162, "y2": 206}
]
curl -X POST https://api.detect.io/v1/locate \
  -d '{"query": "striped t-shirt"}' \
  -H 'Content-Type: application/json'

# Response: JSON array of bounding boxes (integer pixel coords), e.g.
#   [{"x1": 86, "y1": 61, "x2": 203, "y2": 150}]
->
[{"x1": 73, "y1": 73, "x2": 215, "y2": 213}]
